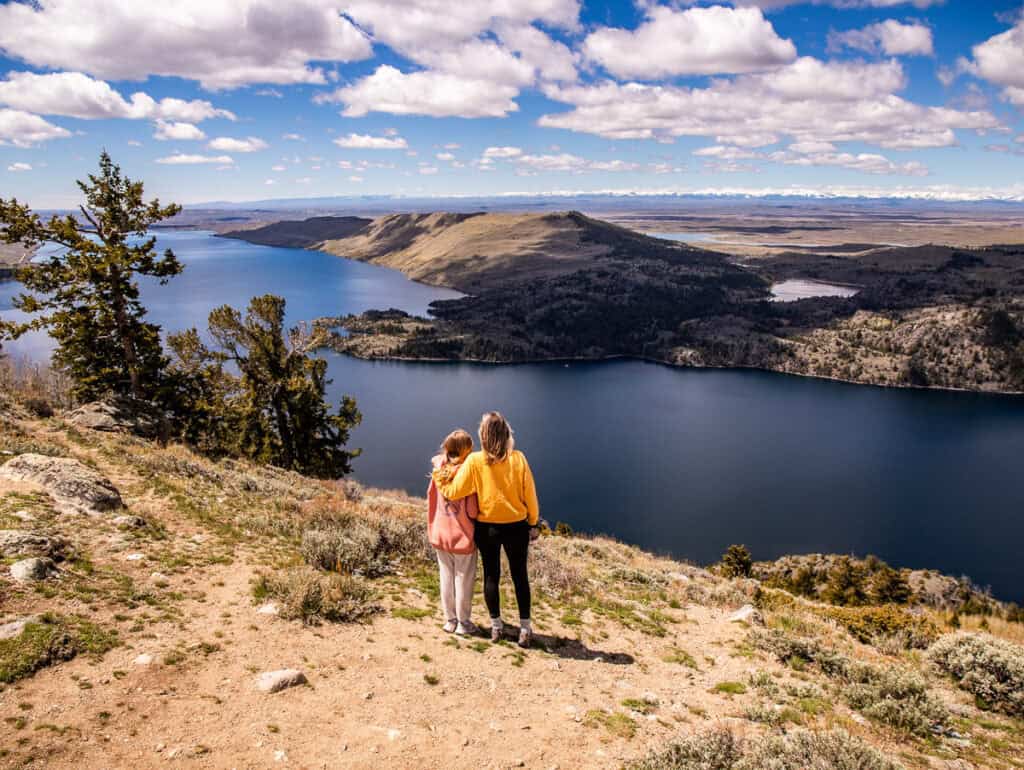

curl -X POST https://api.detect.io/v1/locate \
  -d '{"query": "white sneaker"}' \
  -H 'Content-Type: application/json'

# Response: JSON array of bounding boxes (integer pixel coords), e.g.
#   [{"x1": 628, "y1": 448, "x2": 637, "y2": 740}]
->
[
  {"x1": 442, "y1": 620, "x2": 457, "y2": 633},
  {"x1": 455, "y1": 621, "x2": 479, "y2": 636}
]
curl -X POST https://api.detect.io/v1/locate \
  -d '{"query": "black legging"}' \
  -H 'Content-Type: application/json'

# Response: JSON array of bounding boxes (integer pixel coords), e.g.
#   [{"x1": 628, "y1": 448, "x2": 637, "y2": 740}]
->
[{"x1": 475, "y1": 520, "x2": 531, "y2": 621}]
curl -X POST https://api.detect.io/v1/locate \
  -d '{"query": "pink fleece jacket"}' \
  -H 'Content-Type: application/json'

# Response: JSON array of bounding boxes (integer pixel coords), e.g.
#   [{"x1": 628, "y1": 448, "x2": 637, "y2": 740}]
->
[{"x1": 427, "y1": 454, "x2": 479, "y2": 554}]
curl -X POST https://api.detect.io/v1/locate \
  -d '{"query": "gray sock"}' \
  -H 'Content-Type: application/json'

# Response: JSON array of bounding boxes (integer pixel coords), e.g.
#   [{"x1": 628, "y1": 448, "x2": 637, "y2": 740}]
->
[{"x1": 519, "y1": 618, "x2": 532, "y2": 631}]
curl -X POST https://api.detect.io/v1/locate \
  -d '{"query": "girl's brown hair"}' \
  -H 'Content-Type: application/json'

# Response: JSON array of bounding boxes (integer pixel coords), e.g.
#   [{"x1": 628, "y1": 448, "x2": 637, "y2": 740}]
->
[
  {"x1": 478, "y1": 411, "x2": 514, "y2": 464},
  {"x1": 441, "y1": 429, "x2": 473, "y2": 461}
]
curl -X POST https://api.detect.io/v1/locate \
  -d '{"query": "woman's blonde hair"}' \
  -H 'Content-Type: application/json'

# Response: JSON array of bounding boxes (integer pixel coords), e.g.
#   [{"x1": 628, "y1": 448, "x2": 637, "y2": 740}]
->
[
  {"x1": 441, "y1": 429, "x2": 473, "y2": 461},
  {"x1": 478, "y1": 411, "x2": 514, "y2": 464}
]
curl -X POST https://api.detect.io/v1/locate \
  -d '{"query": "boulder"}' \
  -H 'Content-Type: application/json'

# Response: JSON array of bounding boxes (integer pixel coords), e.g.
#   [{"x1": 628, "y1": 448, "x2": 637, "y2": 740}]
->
[
  {"x1": 10, "y1": 556, "x2": 58, "y2": 582},
  {"x1": 728, "y1": 604, "x2": 764, "y2": 626},
  {"x1": 113, "y1": 514, "x2": 147, "y2": 529},
  {"x1": 0, "y1": 453, "x2": 123, "y2": 515},
  {"x1": 255, "y1": 669, "x2": 307, "y2": 694},
  {"x1": 66, "y1": 396, "x2": 164, "y2": 439},
  {"x1": 0, "y1": 529, "x2": 67, "y2": 559},
  {"x1": 0, "y1": 615, "x2": 42, "y2": 640}
]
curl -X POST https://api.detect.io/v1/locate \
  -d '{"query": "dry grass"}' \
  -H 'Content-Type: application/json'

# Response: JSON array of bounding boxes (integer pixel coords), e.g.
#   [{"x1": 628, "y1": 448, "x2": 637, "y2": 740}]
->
[{"x1": 0, "y1": 357, "x2": 74, "y2": 413}]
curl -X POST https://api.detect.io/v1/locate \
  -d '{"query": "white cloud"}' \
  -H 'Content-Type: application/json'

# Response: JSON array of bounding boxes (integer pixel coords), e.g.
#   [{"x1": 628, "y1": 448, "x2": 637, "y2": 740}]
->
[
  {"x1": 271, "y1": 164, "x2": 287, "y2": 172},
  {"x1": 349, "y1": 175, "x2": 364, "y2": 182},
  {"x1": 513, "y1": 153, "x2": 639, "y2": 173},
  {"x1": 583, "y1": 6, "x2": 796, "y2": 79},
  {"x1": 418, "y1": 166, "x2": 439, "y2": 175},
  {"x1": 282, "y1": 133, "x2": 305, "y2": 141},
  {"x1": 436, "y1": 152, "x2": 456, "y2": 161},
  {"x1": 483, "y1": 146, "x2": 524, "y2": 159},
  {"x1": 0, "y1": 71, "x2": 234, "y2": 122},
  {"x1": 7, "y1": 162, "x2": 32, "y2": 172},
  {"x1": 770, "y1": 147, "x2": 928, "y2": 175},
  {"x1": 736, "y1": 0, "x2": 945, "y2": 8},
  {"x1": 155, "y1": 153, "x2": 234, "y2": 165},
  {"x1": 829, "y1": 20, "x2": 933, "y2": 56},
  {"x1": 342, "y1": 0, "x2": 580, "y2": 60},
  {"x1": 209, "y1": 136, "x2": 268, "y2": 152},
  {"x1": 0, "y1": 0, "x2": 372, "y2": 90},
  {"x1": 295, "y1": 176, "x2": 313, "y2": 184},
  {"x1": 153, "y1": 120, "x2": 206, "y2": 141},
  {"x1": 127, "y1": 139, "x2": 142, "y2": 146},
  {"x1": 443, "y1": 143, "x2": 461, "y2": 150},
  {"x1": 321, "y1": 65, "x2": 520, "y2": 119},
  {"x1": 264, "y1": 178, "x2": 275, "y2": 185},
  {"x1": 493, "y1": 21, "x2": 579, "y2": 83},
  {"x1": 964, "y1": 17, "x2": 1024, "y2": 106},
  {"x1": 333, "y1": 132, "x2": 408, "y2": 150},
  {"x1": 256, "y1": 88, "x2": 284, "y2": 98},
  {"x1": 314, "y1": 3, "x2": 582, "y2": 119},
  {"x1": 539, "y1": 57, "x2": 999, "y2": 152},
  {"x1": 0, "y1": 108, "x2": 71, "y2": 147}
]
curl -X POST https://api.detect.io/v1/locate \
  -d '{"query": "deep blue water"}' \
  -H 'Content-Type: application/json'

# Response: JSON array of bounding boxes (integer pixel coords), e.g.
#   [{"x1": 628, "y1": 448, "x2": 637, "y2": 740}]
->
[{"x1": 3, "y1": 231, "x2": 1024, "y2": 601}]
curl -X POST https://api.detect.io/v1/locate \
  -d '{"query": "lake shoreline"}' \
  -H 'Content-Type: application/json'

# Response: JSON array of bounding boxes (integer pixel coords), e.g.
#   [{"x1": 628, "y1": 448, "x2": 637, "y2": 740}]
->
[{"x1": 326, "y1": 345, "x2": 1024, "y2": 398}]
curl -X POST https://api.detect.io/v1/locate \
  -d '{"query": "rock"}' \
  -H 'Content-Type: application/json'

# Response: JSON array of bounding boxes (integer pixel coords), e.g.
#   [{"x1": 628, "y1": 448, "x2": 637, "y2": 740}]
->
[
  {"x1": 257, "y1": 603, "x2": 279, "y2": 616},
  {"x1": 125, "y1": 553, "x2": 145, "y2": 562},
  {"x1": 0, "y1": 615, "x2": 42, "y2": 640},
  {"x1": 11, "y1": 509, "x2": 34, "y2": 522},
  {"x1": 10, "y1": 556, "x2": 58, "y2": 582},
  {"x1": 728, "y1": 604, "x2": 764, "y2": 626},
  {"x1": 134, "y1": 653, "x2": 154, "y2": 666},
  {"x1": 255, "y1": 669, "x2": 307, "y2": 694},
  {"x1": 0, "y1": 454, "x2": 123, "y2": 515},
  {"x1": 0, "y1": 529, "x2": 67, "y2": 559},
  {"x1": 113, "y1": 515, "x2": 147, "y2": 529},
  {"x1": 66, "y1": 396, "x2": 164, "y2": 439}
]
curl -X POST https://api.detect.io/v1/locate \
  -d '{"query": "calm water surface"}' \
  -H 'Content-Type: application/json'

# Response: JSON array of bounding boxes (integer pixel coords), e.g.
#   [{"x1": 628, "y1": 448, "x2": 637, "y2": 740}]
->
[{"x1": 3, "y1": 231, "x2": 1023, "y2": 600}]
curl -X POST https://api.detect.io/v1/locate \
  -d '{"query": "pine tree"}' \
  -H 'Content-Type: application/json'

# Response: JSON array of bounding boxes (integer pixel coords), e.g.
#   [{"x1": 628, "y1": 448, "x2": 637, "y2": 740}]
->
[
  {"x1": 720, "y1": 544, "x2": 753, "y2": 578},
  {"x1": 0, "y1": 152, "x2": 182, "y2": 401},
  {"x1": 822, "y1": 556, "x2": 868, "y2": 606},
  {"x1": 869, "y1": 564, "x2": 912, "y2": 605},
  {"x1": 204, "y1": 294, "x2": 361, "y2": 478}
]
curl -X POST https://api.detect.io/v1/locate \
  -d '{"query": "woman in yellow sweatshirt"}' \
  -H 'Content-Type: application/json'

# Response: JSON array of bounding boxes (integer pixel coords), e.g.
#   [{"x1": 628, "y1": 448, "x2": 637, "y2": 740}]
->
[{"x1": 433, "y1": 411, "x2": 540, "y2": 647}]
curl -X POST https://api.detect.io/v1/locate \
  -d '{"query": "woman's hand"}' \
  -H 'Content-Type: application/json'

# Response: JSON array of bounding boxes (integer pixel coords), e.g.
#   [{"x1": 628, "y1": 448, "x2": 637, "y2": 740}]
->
[{"x1": 529, "y1": 526, "x2": 540, "y2": 542}]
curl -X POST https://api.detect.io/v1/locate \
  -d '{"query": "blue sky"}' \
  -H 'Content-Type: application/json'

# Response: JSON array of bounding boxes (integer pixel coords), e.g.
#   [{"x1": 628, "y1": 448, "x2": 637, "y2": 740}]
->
[{"x1": 0, "y1": 0, "x2": 1022, "y2": 208}]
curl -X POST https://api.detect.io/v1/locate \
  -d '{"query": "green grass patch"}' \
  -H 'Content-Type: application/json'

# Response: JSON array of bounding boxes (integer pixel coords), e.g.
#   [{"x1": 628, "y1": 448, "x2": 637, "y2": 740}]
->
[
  {"x1": 391, "y1": 607, "x2": 432, "y2": 621},
  {"x1": 584, "y1": 709, "x2": 638, "y2": 739},
  {"x1": 621, "y1": 698, "x2": 655, "y2": 715},
  {"x1": 662, "y1": 647, "x2": 699, "y2": 669},
  {"x1": 713, "y1": 681, "x2": 748, "y2": 696},
  {"x1": 0, "y1": 615, "x2": 118, "y2": 685}
]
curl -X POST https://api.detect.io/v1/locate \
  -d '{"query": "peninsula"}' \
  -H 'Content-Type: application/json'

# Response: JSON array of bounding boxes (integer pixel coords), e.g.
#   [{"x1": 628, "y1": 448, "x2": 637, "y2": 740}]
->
[{"x1": 224, "y1": 212, "x2": 1024, "y2": 394}]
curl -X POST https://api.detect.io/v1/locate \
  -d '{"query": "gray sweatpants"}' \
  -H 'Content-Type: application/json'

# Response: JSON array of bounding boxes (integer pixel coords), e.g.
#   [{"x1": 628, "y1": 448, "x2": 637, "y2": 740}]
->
[{"x1": 436, "y1": 550, "x2": 477, "y2": 624}]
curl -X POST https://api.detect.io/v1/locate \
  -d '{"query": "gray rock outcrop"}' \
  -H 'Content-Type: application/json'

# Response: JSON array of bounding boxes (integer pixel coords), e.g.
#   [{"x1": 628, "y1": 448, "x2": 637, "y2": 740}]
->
[
  {"x1": 0, "y1": 529, "x2": 67, "y2": 559},
  {"x1": 66, "y1": 396, "x2": 164, "y2": 439},
  {"x1": 0, "y1": 453, "x2": 123, "y2": 515},
  {"x1": 10, "y1": 557, "x2": 58, "y2": 582},
  {"x1": 255, "y1": 669, "x2": 307, "y2": 693}
]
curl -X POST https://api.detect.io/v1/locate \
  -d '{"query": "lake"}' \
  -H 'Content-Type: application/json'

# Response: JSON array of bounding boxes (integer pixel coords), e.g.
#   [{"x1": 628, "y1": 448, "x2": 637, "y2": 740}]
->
[{"x1": 3, "y1": 230, "x2": 1024, "y2": 601}]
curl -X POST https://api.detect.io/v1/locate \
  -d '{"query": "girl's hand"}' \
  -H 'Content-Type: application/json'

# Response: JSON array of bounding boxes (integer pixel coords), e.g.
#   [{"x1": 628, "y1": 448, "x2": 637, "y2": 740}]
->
[{"x1": 529, "y1": 526, "x2": 540, "y2": 542}]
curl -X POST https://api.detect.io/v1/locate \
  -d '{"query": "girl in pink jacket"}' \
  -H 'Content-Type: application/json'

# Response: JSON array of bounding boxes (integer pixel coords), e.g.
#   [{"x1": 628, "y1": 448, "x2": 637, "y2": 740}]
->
[{"x1": 427, "y1": 429, "x2": 479, "y2": 635}]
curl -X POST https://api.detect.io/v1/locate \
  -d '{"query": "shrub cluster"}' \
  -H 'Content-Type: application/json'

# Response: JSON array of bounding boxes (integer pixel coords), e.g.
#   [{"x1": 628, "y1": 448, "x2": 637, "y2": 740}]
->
[
  {"x1": 300, "y1": 511, "x2": 430, "y2": 577},
  {"x1": 628, "y1": 728, "x2": 903, "y2": 770},
  {"x1": 750, "y1": 629, "x2": 947, "y2": 735},
  {"x1": 820, "y1": 605, "x2": 939, "y2": 650},
  {"x1": 929, "y1": 633, "x2": 1024, "y2": 716},
  {"x1": 252, "y1": 567, "x2": 379, "y2": 625}
]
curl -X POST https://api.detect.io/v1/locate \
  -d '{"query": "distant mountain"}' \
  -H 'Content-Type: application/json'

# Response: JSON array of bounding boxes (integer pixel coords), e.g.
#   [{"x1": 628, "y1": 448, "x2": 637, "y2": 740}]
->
[
  {"x1": 226, "y1": 210, "x2": 722, "y2": 292},
  {"x1": 221, "y1": 216, "x2": 373, "y2": 249}
]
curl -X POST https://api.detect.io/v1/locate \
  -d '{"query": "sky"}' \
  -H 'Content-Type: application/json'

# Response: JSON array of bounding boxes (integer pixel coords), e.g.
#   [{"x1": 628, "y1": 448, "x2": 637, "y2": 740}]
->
[{"x1": 0, "y1": 0, "x2": 1023, "y2": 208}]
